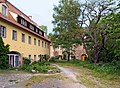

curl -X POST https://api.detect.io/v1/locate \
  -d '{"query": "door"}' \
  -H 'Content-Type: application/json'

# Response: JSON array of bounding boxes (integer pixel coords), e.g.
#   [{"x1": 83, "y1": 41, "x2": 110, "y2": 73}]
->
[
  {"x1": 9, "y1": 55, "x2": 14, "y2": 67},
  {"x1": 15, "y1": 56, "x2": 19, "y2": 67},
  {"x1": 9, "y1": 54, "x2": 20, "y2": 67}
]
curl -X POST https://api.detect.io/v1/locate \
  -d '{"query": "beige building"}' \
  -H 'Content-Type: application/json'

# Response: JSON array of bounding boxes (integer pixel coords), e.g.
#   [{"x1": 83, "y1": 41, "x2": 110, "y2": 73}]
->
[
  {"x1": 50, "y1": 43, "x2": 87, "y2": 60},
  {"x1": 0, "y1": 0, "x2": 50, "y2": 67},
  {"x1": 74, "y1": 44, "x2": 87, "y2": 60},
  {"x1": 50, "y1": 44, "x2": 62, "y2": 58}
]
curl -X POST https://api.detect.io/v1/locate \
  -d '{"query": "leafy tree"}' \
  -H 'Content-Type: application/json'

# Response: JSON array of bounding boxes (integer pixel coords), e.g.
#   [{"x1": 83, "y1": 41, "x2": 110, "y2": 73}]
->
[
  {"x1": 99, "y1": 12, "x2": 120, "y2": 62},
  {"x1": 80, "y1": 0, "x2": 118, "y2": 63},
  {"x1": 52, "y1": 0, "x2": 81, "y2": 61},
  {"x1": 0, "y1": 36, "x2": 10, "y2": 69}
]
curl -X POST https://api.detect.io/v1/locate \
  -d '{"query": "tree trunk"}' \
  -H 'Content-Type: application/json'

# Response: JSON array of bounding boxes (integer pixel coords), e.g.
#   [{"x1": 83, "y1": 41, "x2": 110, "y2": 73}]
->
[
  {"x1": 93, "y1": 28, "x2": 98, "y2": 63},
  {"x1": 81, "y1": 36, "x2": 91, "y2": 61},
  {"x1": 68, "y1": 52, "x2": 70, "y2": 61}
]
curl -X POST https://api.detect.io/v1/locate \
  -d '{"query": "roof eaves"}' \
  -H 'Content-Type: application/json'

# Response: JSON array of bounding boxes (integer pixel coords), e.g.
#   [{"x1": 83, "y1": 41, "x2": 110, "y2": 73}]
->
[{"x1": 0, "y1": 14, "x2": 51, "y2": 42}]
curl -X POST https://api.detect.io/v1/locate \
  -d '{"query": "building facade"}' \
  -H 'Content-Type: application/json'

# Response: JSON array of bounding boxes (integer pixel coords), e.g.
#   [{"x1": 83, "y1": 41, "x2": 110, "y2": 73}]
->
[
  {"x1": 50, "y1": 44, "x2": 62, "y2": 58},
  {"x1": 0, "y1": 0, "x2": 50, "y2": 67},
  {"x1": 74, "y1": 44, "x2": 87, "y2": 60},
  {"x1": 50, "y1": 43, "x2": 87, "y2": 60}
]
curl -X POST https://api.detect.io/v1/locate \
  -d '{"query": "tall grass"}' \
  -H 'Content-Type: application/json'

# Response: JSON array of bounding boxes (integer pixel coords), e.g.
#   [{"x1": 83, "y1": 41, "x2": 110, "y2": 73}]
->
[{"x1": 54, "y1": 60, "x2": 120, "y2": 76}]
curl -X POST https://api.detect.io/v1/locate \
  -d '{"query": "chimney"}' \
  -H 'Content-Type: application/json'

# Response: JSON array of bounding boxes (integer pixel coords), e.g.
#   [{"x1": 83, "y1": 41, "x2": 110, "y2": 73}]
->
[{"x1": 29, "y1": 16, "x2": 32, "y2": 19}]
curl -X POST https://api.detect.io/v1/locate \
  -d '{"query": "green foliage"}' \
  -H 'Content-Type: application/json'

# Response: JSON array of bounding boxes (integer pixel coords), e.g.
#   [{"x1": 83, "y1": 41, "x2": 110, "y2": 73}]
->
[
  {"x1": 52, "y1": 0, "x2": 81, "y2": 48},
  {"x1": 44, "y1": 54, "x2": 50, "y2": 61},
  {"x1": 99, "y1": 13, "x2": 120, "y2": 62},
  {"x1": 56, "y1": 60, "x2": 120, "y2": 76},
  {"x1": 49, "y1": 56, "x2": 60, "y2": 62},
  {"x1": 82, "y1": 0, "x2": 119, "y2": 63},
  {"x1": 52, "y1": 0, "x2": 83, "y2": 62},
  {"x1": 23, "y1": 57, "x2": 31, "y2": 66},
  {"x1": 0, "y1": 36, "x2": 10, "y2": 69},
  {"x1": 20, "y1": 61, "x2": 60, "y2": 73},
  {"x1": 39, "y1": 25, "x2": 47, "y2": 34}
]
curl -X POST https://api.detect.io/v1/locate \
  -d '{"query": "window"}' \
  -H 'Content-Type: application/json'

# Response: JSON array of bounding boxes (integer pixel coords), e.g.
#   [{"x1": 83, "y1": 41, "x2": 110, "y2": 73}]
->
[
  {"x1": 39, "y1": 30, "x2": 42, "y2": 35},
  {"x1": 38, "y1": 55, "x2": 40, "y2": 59},
  {"x1": 42, "y1": 41, "x2": 44, "y2": 48},
  {"x1": 28, "y1": 36, "x2": 31, "y2": 44},
  {"x1": 22, "y1": 33, "x2": 25, "y2": 43},
  {"x1": 12, "y1": 30, "x2": 17, "y2": 41},
  {"x1": 0, "y1": 25, "x2": 6, "y2": 38},
  {"x1": 47, "y1": 44, "x2": 49, "y2": 48},
  {"x1": 45, "y1": 42, "x2": 46, "y2": 48},
  {"x1": 34, "y1": 55, "x2": 36, "y2": 61},
  {"x1": 2, "y1": 5, "x2": 7, "y2": 16},
  {"x1": 36, "y1": 28, "x2": 38, "y2": 33},
  {"x1": 38, "y1": 40, "x2": 40, "y2": 46},
  {"x1": 29, "y1": 24, "x2": 34, "y2": 30},
  {"x1": 34, "y1": 38, "x2": 36, "y2": 45},
  {"x1": 21, "y1": 19, "x2": 27, "y2": 27},
  {"x1": 28, "y1": 55, "x2": 31, "y2": 60}
]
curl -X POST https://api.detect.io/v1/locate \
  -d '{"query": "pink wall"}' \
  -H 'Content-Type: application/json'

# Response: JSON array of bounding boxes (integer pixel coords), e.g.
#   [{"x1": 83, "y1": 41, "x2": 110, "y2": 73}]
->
[
  {"x1": 75, "y1": 45, "x2": 86, "y2": 60},
  {"x1": 50, "y1": 43, "x2": 87, "y2": 59},
  {"x1": 50, "y1": 44, "x2": 62, "y2": 57}
]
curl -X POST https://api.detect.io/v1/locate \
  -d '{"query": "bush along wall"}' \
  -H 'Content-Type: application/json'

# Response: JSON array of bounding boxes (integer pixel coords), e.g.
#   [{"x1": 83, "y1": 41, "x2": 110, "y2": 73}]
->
[{"x1": 0, "y1": 37, "x2": 10, "y2": 69}]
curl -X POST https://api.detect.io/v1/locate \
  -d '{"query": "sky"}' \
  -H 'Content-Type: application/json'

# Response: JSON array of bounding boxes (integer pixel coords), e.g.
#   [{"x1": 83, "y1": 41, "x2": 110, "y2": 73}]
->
[{"x1": 8, "y1": 0, "x2": 59, "y2": 34}]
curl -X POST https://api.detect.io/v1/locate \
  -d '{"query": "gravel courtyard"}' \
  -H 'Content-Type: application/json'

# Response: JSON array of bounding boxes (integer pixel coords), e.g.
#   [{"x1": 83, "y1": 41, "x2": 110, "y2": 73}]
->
[
  {"x1": 0, "y1": 65, "x2": 86, "y2": 88},
  {"x1": 0, "y1": 65, "x2": 119, "y2": 88}
]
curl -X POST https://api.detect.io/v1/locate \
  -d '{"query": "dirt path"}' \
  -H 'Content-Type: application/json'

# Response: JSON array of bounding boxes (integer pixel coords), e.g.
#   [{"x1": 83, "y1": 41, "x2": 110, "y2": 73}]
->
[
  {"x1": 53, "y1": 64, "x2": 78, "y2": 82},
  {"x1": 26, "y1": 64, "x2": 86, "y2": 88},
  {"x1": 0, "y1": 65, "x2": 86, "y2": 88},
  {"x1": 52, "y1": 64, "x2": 86, "y2": 88},
  {"x1": 1, "y1": 64, "x2": 119, "y2": 88}
]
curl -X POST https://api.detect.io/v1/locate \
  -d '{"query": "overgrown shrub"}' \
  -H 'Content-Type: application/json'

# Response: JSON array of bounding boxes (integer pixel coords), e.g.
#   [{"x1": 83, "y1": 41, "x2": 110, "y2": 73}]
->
[
  {"x1": 44, "y1": 54, "x2": 50, "y2": 61},
  {"x1": 49, "y1": 56, "x2": 59, "y2": 62},
  {"x1": 23, "y1": 57, "x2": 31, "y2": 66},
  {"x1": 0, "y1": 37, "x2": 10, "y2": 69},
  {"x1": 20, "y1": 61, "x2": 59, "y2": 73}
]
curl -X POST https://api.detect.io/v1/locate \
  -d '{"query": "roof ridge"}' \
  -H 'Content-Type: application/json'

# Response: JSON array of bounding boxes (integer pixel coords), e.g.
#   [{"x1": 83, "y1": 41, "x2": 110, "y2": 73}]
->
[{"x1": 6, "y1": 0, "x2": 38, "y2": 27}]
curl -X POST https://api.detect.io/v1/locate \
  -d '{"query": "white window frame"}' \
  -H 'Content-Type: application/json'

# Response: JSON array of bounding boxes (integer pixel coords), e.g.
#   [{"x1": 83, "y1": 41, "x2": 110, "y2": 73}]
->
[
  {"x1": 0, "y1": 25, "x2": 6, "y2": 38},
  {"x1": 22, "y1": 33, "x2": 25, "y2": 43},
  {"x1": 38, "y1": 40, "x2": 40, "y2": 46},
  {"x1": 34, "y1": 55, "x2": 36, "y2": 61},
  {"x1": 2, "y1": 5, "x2": 7, "y2": 16},
  {"x1": 28, "y1": 55, "x2": 31, "y2": 60},
  {"x1": 34, "y1": 38, "x2": 36, "y2": 45},
  {"x1": 28, "y1": 36, "x2": 31, "y2": 44},
  {"x1": 12, "y1": 30, "x2": 17, "y2": 41}
]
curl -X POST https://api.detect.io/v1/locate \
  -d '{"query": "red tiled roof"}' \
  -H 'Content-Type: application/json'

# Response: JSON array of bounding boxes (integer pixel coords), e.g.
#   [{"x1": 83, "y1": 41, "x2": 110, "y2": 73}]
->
[{"x1": 0, "y1": 0, "x2": 50, "y2": 42}]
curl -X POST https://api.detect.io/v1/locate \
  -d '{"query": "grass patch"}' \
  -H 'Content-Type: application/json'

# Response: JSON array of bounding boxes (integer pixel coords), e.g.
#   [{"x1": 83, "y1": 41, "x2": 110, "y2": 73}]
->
[
  {"x1": 75, "y1": 66, "x2": 120, "y2": 88},
  {"x1": 0, "y1": 61, "x2": 60, "y2": 74},
  {"x1": 23, "y1": 74, "x2": 64, "y2": 87},
  {"x1": 54, "y1": 60, "x2": 120, "y2": 80}
]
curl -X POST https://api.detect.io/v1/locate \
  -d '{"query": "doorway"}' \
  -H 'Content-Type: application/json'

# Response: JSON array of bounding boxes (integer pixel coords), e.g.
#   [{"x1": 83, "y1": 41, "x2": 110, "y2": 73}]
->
[{"x1": 8, "y1": 51, "x2": 20, "y2": 67}]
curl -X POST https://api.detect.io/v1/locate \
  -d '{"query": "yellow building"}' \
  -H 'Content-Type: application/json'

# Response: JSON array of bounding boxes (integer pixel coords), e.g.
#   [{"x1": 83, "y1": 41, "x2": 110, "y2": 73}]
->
[{"x1": 0, "y1": 0, "x2": 50, "y2": 67}]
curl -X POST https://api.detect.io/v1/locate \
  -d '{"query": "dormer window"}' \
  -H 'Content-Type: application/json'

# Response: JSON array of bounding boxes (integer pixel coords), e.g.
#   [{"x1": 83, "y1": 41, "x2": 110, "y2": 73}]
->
[
  {"x1": 21, "y1": 19, "x2": 27, "y2": 27},
  {"x1": 2, "y1": 5, "x2": 7, "y2": 16},
  {"x1": 39, "y1": 30, "x2": 42, "y2": 35},
  {"x1": 29, "y1": 24, "x2": 34, "y2": 30},
  {"x1": 36, "y1": 28, "x2": 38, "y2": 33}
]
